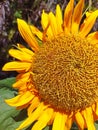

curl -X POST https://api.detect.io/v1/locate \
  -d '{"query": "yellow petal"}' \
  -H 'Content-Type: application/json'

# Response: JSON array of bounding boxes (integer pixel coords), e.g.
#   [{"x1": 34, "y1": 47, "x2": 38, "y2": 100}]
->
[
  {"x1": 63, "y1": 0, "x2": 74, "y2": 33},
  {"x1": 14, "y1": 73, "x2": 35, "y2": 91},
  {"x1": 41, "y1": 10, "x2": 48, "y2": 29},
  {"x1": 56, "y1": 5, "x2": 63, "y2": 34},
  {"x1": 9, "y1": 49, "x2": 33, "y2": 62},
  {"x1": 16, "y1": 103, "x2": 47, "y2": 130},
  {"x1": 13, "y1": 72, "x2": 31, "y2": 89},
  {"x1": 41, "y1": 11, "x2": 53, "y2": 38},
  {"x1": 17, "y1": 43, "x2": 34, "y2": 56},
  {"x1": 79, "y1": 10, "x2": 98, "y2": 37},
  {"x1": 30, "y1": 25, "x2": 43, "y2": 40},
  {"x1": 75, "y1": 111, "x2": 85, "y2": 129},
  {"x1": 48, "y1": 112, "x2": 56, "y2": 125},
  {"x1": 52, "y1": 112, "x2": 67, "y2": 130},
  {"x1": 48, "y1": 12, "x2": 57, "y2": 37},
  {"x1": 65, "y1": 115, "x2": 73, "y2": 130},
  {"x1": 86, "y1": 11, "x2": 93, "y2": 17},
  {"x1": 17, "y1": 19, "x2": 39, "y2": 52},
  {"x1": 32, "y1": 108, "x2": 54, "y2": 130},
  {"x1": 17, "y1": 103, "x2": 29, "y2": 110},
  {"x1": 28, "y1": 96, "x2": 40, "y2": 116},
  {"x1": 92, "y1": 103, "x2": 98, "y2": 121},
  {"x1": 71, "y1": 0, "x2": 84, "y2": 34},
  {"x1": 87, "y1": 31, "x2": 98, "y2": 45},
  {"x1": 82, "y1": 107, "x2": 95, "y2": 130},
  {"x1": 95, "y1": 103, "x2": 98, "y2": 116},
  {"x1": 16, "y1": 72, "x2": 31, "y2": 81},
  {"x1": 13, "y1": 80, "x2": 26, "y2": 90},
  {"x1": 5, "y1": 91, "x2": 34, "y2": 107},
  {"x1": 2, "y1": 61, "x2": 31, "y2": 72}
]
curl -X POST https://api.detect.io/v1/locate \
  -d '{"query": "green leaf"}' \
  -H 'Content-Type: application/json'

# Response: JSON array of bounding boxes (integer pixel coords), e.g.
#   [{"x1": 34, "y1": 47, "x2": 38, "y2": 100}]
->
[
  {"x1": 43, "y1": 126, "x2": 50, "y2": 130},
  {"x1": 14, "y1": 10, "x2": 22, "y2": 19},
  {"x1": 95, "y1": 122, "x2": 98, "y2": 129},
  {"x1": 0, "y1": 77, "x2": 16, "y2": 89},
  {"x1": 0, "y1": 77, "x2": 23, "y2": 130}
]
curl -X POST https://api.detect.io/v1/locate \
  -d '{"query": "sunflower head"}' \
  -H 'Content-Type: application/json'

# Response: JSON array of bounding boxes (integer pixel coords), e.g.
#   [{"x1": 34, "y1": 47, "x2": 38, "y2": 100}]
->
[
  {"x1": 32, "y1": 34, "x2": 98, "y2": 113},
  {"x1": 2, "y1": 0, "x2": 98, "y2": 130}
]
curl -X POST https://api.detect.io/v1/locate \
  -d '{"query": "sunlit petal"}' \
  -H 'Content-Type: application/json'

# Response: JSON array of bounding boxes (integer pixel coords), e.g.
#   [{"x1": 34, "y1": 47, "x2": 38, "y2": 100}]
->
[{"x1": 87, "y1": 31, "x2": 98, "y2": 45}]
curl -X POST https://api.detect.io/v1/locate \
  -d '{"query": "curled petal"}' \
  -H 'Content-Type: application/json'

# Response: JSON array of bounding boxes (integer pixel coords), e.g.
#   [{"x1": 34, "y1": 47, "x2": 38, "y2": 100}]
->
[
  {"x1": 87, "y1": 31, "x2": 98, "y2": 45},
  {"x1": 79, "y1": 10, "x2": 98, "y2": 37},
  {"x1": 13, "y1": 72, "x2": 32, "y2": 90}
]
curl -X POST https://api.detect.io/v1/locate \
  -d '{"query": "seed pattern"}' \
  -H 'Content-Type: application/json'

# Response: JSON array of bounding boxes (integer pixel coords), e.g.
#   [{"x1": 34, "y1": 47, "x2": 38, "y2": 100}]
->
[{"x1": 32, "y1": 34, "x2": 98, "y2": 112}]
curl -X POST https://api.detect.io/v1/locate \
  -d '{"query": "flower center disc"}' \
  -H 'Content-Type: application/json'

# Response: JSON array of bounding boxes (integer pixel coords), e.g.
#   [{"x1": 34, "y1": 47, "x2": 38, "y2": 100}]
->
[{"x1": 32, "y1": 34, "x2": 98, "y2": 112}]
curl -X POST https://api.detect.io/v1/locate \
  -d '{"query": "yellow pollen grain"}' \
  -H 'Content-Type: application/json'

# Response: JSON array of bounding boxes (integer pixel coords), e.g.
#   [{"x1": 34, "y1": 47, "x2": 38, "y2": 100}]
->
[{"x1": 32, "y1": 34, "x2": 98, "y2": 112}]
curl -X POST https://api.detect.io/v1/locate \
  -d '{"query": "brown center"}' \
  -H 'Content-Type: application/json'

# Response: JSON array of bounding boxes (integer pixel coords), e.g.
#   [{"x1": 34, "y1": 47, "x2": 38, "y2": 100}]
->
[{"x1": 32, "y1": 34, "x2": 98, "y2": 112}]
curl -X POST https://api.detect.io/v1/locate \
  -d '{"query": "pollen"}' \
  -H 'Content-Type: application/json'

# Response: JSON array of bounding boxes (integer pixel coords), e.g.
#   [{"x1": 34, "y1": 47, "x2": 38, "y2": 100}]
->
[{"x1": 32, "y1": 34, "x2": 98, "y2": 112}]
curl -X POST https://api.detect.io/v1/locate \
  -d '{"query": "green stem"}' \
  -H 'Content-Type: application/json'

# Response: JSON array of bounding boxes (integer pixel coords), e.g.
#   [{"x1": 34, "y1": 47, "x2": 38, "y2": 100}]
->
[{"x1": 89, "y1": 0, "x2": 92, "y2": 11}]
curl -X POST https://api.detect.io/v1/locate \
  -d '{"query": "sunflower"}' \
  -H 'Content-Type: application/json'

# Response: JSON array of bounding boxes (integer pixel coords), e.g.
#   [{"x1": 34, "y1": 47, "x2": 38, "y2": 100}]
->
[{"x1": 2, "y1": 0, "x2": 98, "y2": 129}]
